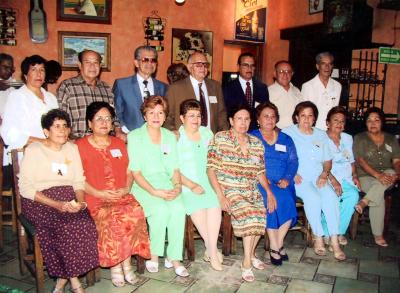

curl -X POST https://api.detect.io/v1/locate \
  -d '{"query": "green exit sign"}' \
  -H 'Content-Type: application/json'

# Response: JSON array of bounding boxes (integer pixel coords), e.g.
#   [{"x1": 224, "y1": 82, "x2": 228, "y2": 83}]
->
[{"x1": 379, "y1": 47, "x2": 400, "y2": 64}]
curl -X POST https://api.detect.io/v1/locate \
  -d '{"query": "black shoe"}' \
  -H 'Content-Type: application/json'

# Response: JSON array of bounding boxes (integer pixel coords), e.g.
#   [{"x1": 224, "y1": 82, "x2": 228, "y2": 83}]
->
[
  {"x1": 279, "y1": 246, "x2": 289, "y2": 261},
  {"x1": 269, "y1": 249, "x2": 282, "y2": 266}
]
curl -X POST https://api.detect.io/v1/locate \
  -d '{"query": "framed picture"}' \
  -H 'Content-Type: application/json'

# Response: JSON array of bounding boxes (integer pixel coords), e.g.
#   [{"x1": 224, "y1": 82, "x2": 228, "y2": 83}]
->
[
  {"x1": 58, "y1": 31, "x2": 111, "y2": 71},
  {"x1": 309, "y1": 0, "x2": 324, "y2": 14},
  {"x1": 57, "y1": 0, "x2": 112, "y2": 24},
  {"x1": 171, "y1": 28, "x2": 213, "y2": 77},
  {"x1": 324, "y1": 0, "x2": 353, "y2": 34}
]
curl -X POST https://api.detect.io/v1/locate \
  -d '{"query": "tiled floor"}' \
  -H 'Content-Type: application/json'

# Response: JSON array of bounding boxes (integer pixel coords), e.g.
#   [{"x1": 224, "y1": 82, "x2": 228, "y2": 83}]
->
[{"x1": 1, "y1": 208, "x2": 399, "y2": 292}]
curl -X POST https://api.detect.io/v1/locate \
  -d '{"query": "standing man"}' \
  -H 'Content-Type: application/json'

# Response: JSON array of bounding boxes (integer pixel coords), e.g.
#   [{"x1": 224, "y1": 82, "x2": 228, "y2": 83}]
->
[
  {"x1": 57, "y1": 50, "x2": 124, "y2": 140},
  {"x1": 165, "y1": 52, "x2": 228, "y2": 133},
  {"x1": 113, "y1": 46, "x2": 167, "y2": 132},
  {"x1": 269, "y1": 60, "x2": 303, "y2": 129},
  {"x1": 223, "y1": 52, "x2": 269, "y2": 130},
  {"x1": 301, "y1": 52, "x2": 341, "y2": 130}
]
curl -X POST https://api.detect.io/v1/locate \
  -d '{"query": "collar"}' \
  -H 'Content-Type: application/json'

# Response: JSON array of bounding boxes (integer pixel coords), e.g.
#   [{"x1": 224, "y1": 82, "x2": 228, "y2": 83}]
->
[{"x1": 190, "y1": 75, "x2": 205, "y2": 86}]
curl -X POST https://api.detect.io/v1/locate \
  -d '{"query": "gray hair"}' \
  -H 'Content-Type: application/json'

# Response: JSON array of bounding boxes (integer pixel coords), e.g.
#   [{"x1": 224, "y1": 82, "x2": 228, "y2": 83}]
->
[
  {"x1": 134, "y1": 46, "x2": 158, "y2": 60},
  {"x1": 187, "y1": 51, "x2": 206, "y2": 63},
  {"x1": 315, "y1": 52, "x2": 334, "y2": 64}
]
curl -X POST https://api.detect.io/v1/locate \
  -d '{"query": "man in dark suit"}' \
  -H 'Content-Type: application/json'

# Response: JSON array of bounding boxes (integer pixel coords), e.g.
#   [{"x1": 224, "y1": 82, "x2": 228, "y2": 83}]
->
[
  {"x1": 165, "y1": 52, "x2": 228, "y2": 133},
  {"x1": 113, "y1": 46, "x2": 167, "y2": 132},
  {"x1": 223, "y1": 52, "x2": 269, "y2": 130}
]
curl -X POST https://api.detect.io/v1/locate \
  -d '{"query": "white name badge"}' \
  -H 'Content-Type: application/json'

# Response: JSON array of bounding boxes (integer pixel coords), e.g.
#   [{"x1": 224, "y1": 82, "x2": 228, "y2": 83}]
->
[
  {"x1": 209, "y1": 95, "x2": 218, "y2": 103},
  {"x1": 161, "y1": 144, "x2": 170, "y2": 154},
  {"x1": 110, "y1": 149, "x2": 122, "y2": 158},
  {"x1": 385, "y1": 144, "x2": 392, "y2": 153},
  {"x1": 51, "y1": 162, "x2": 68, "y2": 176},
  {"x1": 275, "y1": 144, "x2": 287, "y2": 152}
]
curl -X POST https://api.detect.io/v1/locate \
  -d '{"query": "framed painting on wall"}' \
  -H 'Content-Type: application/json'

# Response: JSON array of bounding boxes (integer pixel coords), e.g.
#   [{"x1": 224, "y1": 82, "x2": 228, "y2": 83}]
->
[
  {"x1": 171, "y1": 28, "x2": 213, "y2": 77},
  {"x1": 58, "y1": 31, "x2": 111, "y2": 71},
  {"x1": 57, "y1": 0, "x2": 112, "y2": 24},
  {"x1": 309, "y1": 0, "x2": 324, "y2": 14}
]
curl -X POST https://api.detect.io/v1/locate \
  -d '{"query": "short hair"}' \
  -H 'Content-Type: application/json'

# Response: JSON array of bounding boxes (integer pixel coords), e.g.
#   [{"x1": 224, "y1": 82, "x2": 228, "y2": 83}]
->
[
  {"x1": 134, "y1": 46, "x2": 158, "y2": 60},
  {"x1": 292, "y1": 101, "x2": 319, "y2": 125},
  {"x1": 45, "y1": 60, "x2": 62, "y2": 84},
  {"x1": 0, "y1": 53, "x2": 13, "y2": 63},
  {"x1": 21, "y1": 55, "x2": 47, "y2": 83},
  {"x1": 41, "y1": 109, "x2": 71, "y2": 130},
  {"x1": 78, "y1": 50, "x2": 102, "y2": 63},
  {"x1": 326, "y1": 106, "x2": 347, "y2": 123},
  {"x1": 315, "y1": 52, "x2": 334, "y2": 64},
  {"x1": 140, "y1": 95, "x2": 169, "y2": 117},
  {"x1": 86, "y1": 101, "x2": 116, "y2": 128},
  {"x1": 255, "y1": 102, "x2": 280, "y2": 123},
  {"x1": 228, "y1": 103, "x2": 252, "y2": 119},
  {"x1": 237, "y1": 52, "x2": 255, "y2": 65},
  {"x1": 180, "y1": 99, "x2": 201, "y2": 116},
  {"x1": 167, "y1": 63, "x2": 189, "y2": 84},
  {"x1": 187, "y1": 51, "x2": 206, "y2": 63},
  {"x1": 364, "y1": 106, "x2": 385, "y2": 125},
  {"x1": 274, "y1": 60, "x2": 291, "y2": 70}
]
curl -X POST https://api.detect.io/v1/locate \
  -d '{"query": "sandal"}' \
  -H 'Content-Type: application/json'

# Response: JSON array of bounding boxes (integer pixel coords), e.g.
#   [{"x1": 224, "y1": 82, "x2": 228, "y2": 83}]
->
[
  {"x1": 269, "y1": 249, "x2": 282, "y2": 266},
  {"x1": 338, "y1": 235, "x2": 348, "y2": 246},
  {"x1": 52, "y1": 279, "x2": 66, "y2": 293},
  {"x1": 145, "y1": 260, "x2": 159, "y2": 273},
  {"x1": 332, "y1": 247, "x2": 346, "y2": 261},
  {"x1": 251, "y1": 257, "x2": 267, "y2": 270},
  {"x1": 122, "y1": 265, "x2": 139, "y2": 285},
  {"x1": 203, "y1": 250, "x2": 224, "y2": 263},
  {"x1": 241, "y1": 265, "x2": 255, "y2": 282},
  {"x1": 110, "y1": 266, "x2": 125, "y2": 287},
  {"x1": 374, "y1": 237, "x2": 389, "y2": 247},
  {"x1": 165, "y1": 259, "x2": 190, "y2": 277},
  {"x1": 313, "y1": 239, "x2": 327, "y2": 256},
  {"x1": 279, "y1": 247, "x2": 289, "y2": 261},
  {"x1": 69, "y1": 285, "x2": 84, "y2": 293},
  {"x1": 355, "y1": 199, "x2": 368, "y2": 214}
]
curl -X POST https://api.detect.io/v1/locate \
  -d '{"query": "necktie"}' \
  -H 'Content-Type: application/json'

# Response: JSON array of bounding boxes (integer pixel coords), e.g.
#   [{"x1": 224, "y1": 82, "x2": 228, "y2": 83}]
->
[
  {"x1": 198, "y1": 83, "x2": 208, "y2": 126},
  {"x1": 143, "y1": 80, "x2": 150, "y2": 98},
  {"x1": 245, "y1": 81, "x2": 252, "y2": 106}
]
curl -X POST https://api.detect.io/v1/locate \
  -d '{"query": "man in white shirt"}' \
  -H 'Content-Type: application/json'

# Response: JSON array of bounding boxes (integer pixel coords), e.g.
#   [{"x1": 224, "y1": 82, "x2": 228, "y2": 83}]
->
[
  {"x1": 0, "y1": 54, "x2": 16, "y2": 123},
  {"x1": 301, "y1": 52, "x2": 341, "y2": 130},
  {"x1": 269, "y1": 60, "x2": 303, "y2": 129}
]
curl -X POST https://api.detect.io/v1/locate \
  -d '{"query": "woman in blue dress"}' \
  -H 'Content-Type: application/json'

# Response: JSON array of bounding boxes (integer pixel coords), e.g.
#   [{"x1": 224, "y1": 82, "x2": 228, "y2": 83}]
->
[
  {"x1": 282, "y1": 101, "x2": 345, "y2": 260},
  {"x1": 250, "y1": 102, "x2": 298, "y2": 266}
]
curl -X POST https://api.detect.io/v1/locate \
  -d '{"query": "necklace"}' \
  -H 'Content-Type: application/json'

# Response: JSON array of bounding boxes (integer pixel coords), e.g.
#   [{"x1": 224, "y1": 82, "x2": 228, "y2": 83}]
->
[{"x1": 261, "y1": 129, "x2": 277, "y2": 145}]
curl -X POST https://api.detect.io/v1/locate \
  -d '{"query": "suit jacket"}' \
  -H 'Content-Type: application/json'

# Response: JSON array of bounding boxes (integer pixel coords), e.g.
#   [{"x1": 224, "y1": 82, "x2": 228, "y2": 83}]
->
[
  {"x1": 165, "y1": 77, "x2": 229, "y2": 133},
  {"x1": 223, "y1": 78, "x2": 269, "y2": 130},
  {"x1": 113, "y1": 74, "x2": 167, "y2": 131}
]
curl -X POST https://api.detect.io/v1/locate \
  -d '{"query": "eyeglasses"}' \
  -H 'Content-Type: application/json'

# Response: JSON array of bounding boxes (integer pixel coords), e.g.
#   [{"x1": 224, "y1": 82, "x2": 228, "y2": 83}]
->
[
  {"x1": 139, "y1": 57, "x2": 157, "y2": 64},
  {"x1": 240, "y1": 63, "x2": 256, "y2": 69},
  {"x1": 191, "y1": 62, "x2": 210, "y2": 69},
  {"x1": 94, "y1": 116, "x2": 113, "y2": 123},
  {"x1": 276, "y1": 69, "x2": 293, "y2": 75}
]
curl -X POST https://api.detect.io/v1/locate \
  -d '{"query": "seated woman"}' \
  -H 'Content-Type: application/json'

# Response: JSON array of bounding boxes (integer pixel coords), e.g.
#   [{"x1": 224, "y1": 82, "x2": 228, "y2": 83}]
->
[
  {"x1": 282, "y1": 101, "x2": 345, "y2": 260},
  {"x1": 207, "y1": 104, "x2": 277, "y2": 282},
  {"x1": 321, "y1": 106, "x2": 360, "y2": 246},
  {"x1": 127, "y1": 96, "x2": 188, "y2": 277},
  {"x1": 1, "y1": 55, "x2": 58, "y2": 150},
  {"x1": 19, "y1": 109, "x2": 98, "y2": 293},
  {"x1": 250, "y1": 102, "x2": 298, "y2": 266},
  {"x1": 353, "y1": 107, "x2": 400, "y2": 247},
  {"x1": 76, "y1": 102, "x2": 151, "y2": 287},
  {"x1": 177, "y1": 99, "x2": 222, "y2": 271}
]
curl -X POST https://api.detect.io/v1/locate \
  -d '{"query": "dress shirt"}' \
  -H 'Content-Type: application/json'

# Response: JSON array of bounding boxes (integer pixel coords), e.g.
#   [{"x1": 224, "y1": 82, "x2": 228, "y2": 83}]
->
[
  {"x1": 190, "y1": 75, "x2": 211, "y2": 129},
  {"x1": 238, "y1": 76, "x2": 253, "y2": 96},
  {"x1": 136, "y1": 74, "x2": 155, "y2": 100},
  {"x1": 269, "y1": 81, "x2": 303, "y2": 129},
  {"x1": 0, "y1": 77, "x2": 16, "y2": 165},
  {"x1": 301, "y1": 74, "x2": 341, "y2": 130}
]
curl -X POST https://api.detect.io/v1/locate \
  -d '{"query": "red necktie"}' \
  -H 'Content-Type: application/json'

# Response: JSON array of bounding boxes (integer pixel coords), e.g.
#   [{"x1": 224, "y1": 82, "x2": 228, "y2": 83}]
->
[
  {"x1": 245, "y1": 81, "x2": 252, "y2": 106},
  {"x1": 198, "y1": 83, "x2": 208, "y2": 126}
]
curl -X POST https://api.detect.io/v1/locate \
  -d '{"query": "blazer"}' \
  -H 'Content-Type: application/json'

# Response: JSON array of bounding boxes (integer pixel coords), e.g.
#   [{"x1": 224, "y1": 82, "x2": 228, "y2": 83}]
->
[
  {"x1": 223, "y1": 78, "x2": 269, "y2": 130},
  {"x1": 113, "y1": 74, "x2": 167, "y2": 131},
  {"x1": 164, "y1": 77, "x2": 229, "y2": 133}
]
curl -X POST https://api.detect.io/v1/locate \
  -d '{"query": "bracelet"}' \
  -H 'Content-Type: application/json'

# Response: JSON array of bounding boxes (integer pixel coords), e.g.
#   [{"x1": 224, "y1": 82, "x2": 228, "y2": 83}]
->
[
  {"x1": 173, "y1": 182, "x2": 182, "y2": 188},
  {"x1": 80, "y1": 201, "x2": 88, "y2": 210}
]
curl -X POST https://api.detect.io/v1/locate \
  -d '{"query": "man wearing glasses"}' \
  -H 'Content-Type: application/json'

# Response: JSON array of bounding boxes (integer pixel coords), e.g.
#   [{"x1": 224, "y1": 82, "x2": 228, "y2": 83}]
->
[
  {"x1": 269, "y1": 60, "x2": 303, "y2": 129},
  {"x1": 301, "y1": 52, "x2": 341, "y2": 130},
  {"x1": 165, "y1": 51, "x2": 228, "y2": 133},
  {"x1": 223, "y1": 52, "x2": 269, "y2": 130},
  {"x1": 113, "y1": 46, "x2": 167, "y2": 132}
]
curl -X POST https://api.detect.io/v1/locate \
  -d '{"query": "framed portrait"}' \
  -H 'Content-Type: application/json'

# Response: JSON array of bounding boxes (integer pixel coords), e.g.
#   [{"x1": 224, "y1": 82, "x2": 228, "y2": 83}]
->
[
  {"x1": 171, "y1": 28, "x2": 213, "y2": 77},
  {"x1": 58, "y1": 31, "x2": 111, "y2": 71},
  {"x1": 324, "y1": 0, "x2": 353, "y2": 34},
  {"x1": 57, "y1": 0, "x2": 112, "y2": 24},
  {"x1": 309, "y1": 0, "x2": 324, "y2": 14}
]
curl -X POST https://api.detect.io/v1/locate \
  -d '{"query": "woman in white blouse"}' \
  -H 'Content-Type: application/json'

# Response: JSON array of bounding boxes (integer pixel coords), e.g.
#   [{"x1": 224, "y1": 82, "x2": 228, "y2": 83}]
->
[{"x1": 0, "y1": 55, "x2": 58, "y2": 150}]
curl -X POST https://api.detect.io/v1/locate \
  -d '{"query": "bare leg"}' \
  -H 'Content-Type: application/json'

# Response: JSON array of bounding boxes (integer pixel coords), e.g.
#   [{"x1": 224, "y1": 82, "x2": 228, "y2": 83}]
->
[
  {"x1": 191, "y1": 209, "x2": 209, "y2": 250},
  {"x1": 205, "y1": 207, "x2": 222, "y2": 259},
  {"x1": 277, "y1": 220, "x2": 291, "y2": 254},
  {"x1": 242, "y1": 236, "x2": 253, "y2": 269},
  {"x1": 69, "y1": 277, "x2": 84, "y2": 292},
  {"x1": 267, "y1": 229, "x2": 280, "y2": 259},
  {"x1": 330, "y1": 235, "x2": 346, "y2": 260},
  {"x1": 54, "y1": 278, "x2": 68, "y2": 291}
]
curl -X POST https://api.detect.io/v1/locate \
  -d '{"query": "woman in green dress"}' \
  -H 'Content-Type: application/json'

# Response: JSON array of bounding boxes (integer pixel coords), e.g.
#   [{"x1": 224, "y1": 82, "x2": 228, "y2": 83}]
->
[
  {"x1": 127, "y1": 96, "x2": 188, "y2": 277},
  {"x1": 177, "y1": 99, "x2": 222, "y2": 271}
]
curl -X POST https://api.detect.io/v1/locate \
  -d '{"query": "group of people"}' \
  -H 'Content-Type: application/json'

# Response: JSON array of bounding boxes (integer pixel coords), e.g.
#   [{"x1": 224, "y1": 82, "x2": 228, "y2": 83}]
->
[{"x1": 0, "y1": 47, "x2": 398, "y2": 291}]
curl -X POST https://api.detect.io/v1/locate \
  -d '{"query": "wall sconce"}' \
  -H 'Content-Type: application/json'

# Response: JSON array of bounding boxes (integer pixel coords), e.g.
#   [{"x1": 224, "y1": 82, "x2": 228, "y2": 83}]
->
[{"x1": 175, "y1": 0, "x2": 185, "y2": 5}]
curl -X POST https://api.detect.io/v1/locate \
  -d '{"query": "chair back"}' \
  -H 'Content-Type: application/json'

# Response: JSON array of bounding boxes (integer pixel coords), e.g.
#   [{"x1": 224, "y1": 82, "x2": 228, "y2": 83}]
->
[
  {"x1": 0, "y1": 137, "x2": 4, "y2": 192},
  {"x1": 11, "y1": 149, "x2": 22, "y2": 216}
]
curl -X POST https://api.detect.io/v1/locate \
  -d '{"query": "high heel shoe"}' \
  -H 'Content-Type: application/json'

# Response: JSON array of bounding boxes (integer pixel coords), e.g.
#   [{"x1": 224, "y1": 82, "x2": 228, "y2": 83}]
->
[
  {"x1": 279, "y1": 246, "x2": 289, "y2": 262},
  {"x1": 269, "y1": 249, "x2": 282, "y2": 266}
]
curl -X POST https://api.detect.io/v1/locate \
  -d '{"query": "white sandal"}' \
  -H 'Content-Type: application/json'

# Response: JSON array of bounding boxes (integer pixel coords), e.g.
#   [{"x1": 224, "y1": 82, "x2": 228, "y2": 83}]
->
[
  {"x1": 165, "y1": 259, "x2": 189, "y2": 277},
  {"x1": 241, "y1": 265, "x2": 255, "y2": 282},
  {"x1": 110, "y1": 266, "x2": 125, "y2": 287},
  {"x1": 145, "y1": 260, "x2": 159, "y2": 273},
  {"x1": 251, "y1": 257, "x2": 267, "y2": 270}
]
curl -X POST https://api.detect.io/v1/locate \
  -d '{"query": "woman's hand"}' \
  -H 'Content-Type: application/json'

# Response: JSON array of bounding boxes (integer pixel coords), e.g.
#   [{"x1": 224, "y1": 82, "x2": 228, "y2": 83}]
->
[
  {"x1": 191, "y1": 183, "x2": 205, "y2": 195},
  {"x1": 294, "y1": 174, "x2": 302, "y2": 185},
  {"x1": 267, "y1": 193, "x2": 277, "y2": 214},
  {"x1": 352, "y1": 175, "x2": 362, "y2": 190},
  {"x1": 218, "y1": 195, "x2": 231, "y2": 213},
  {"x1": 329, "y1": 176, "x2": 343, "y2": 195},
  {"x1": 277, "y1": 179, "x2": 289, "y2": 189},
  {"x1": 98, "y1": 190, "x2": 124, "y2": 200},
  {"x1": 376, "y1": 173, "x2": 395, "y2": 186},
  {"x1": 153, "y1": 189, "x2": 178, "y2": 201},
  {"x1": 316, "y1": 172, "x2": 328, "y2": 188}
]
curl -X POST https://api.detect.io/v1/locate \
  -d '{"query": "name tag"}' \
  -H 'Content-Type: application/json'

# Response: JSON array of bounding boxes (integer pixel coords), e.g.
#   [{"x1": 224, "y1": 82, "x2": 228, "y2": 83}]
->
[
  {"x1": 385, "y1": 144, "x2": 392, "y2": 153},
  {"x1": 52, "y1": 162, "x2": 68, "y2": 176},
  {"x1": 161, "y1": 144, "x2": 170, "y2": 154},
  {"x1": 110, "y1": 149, "x2": 122, "y2": 158},
  {"x1": 275, "y1": 144, "x2": 287, "y2": 152},
  {"x1": 254, "y1": 101, "x2": 260, "y2": 108},
  {"x1": 209, "y1": 95, "x2": 218, "y2": 103}
]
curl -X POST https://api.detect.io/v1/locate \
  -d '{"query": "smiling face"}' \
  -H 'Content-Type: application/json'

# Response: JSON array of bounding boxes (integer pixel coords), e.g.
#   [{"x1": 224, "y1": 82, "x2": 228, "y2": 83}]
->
[
  {"x1": 316, "y1": 55, "x2": 334, "y2": 80},
  {"x1": 327, "y1": 112, "x2": 345, "y2": 135},
  {"x1": 144, "y1": 104, "x2": 166, "y2": 129},
  {"x1": 274, "y1": 62, "x2": 293, "y2": 90},
  {"x1": 180, "y1": 109, "x2": 201, "y2": 132},
  {"x1": 296, "y1": 107, "x2": 315, "y2": 130},
  {"x1": 88, "y1": 107, "x2": 113, "y2": 136},
  {"x1": 230, "y1": 109, "x2": 251, "y2": 134},
  {"x1": 258, "y1": 107, "x2": 277, "y2": 132},
  {"x1": 44, "y1": 119, "x2": 70, "y2": 146},
  {"x1": 25, "y1": 63, "x2": 46, "y2": 89}
]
